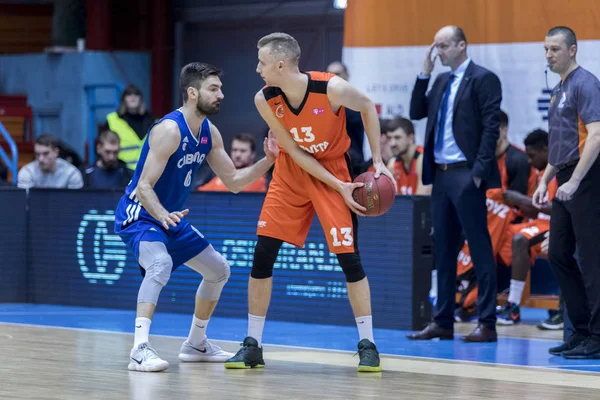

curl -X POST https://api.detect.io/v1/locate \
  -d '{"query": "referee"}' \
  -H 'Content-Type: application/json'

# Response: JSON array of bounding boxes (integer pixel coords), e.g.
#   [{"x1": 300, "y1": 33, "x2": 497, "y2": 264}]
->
[{"x1": 534, "y1": 26, "x2": 600, "y2": 358}]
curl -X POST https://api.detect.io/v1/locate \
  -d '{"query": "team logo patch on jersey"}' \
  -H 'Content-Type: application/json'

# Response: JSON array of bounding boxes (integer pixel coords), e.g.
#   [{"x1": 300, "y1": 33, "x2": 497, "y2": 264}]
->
[
  {"x1": 558, "y1": 92, "x2": 567, "y2": 109},
  {"x1": 182, "y1": 136, "x2": 189, "y2": 151},
  {"x1": 276, "y1": 105, "x2": 284, "y2": 118},
  {"x1": 201, "y1": 137, "x2": 208, "y2": 144},
  {"x1": 313, "y1": 108, "x2": 324, "y2": 115}
]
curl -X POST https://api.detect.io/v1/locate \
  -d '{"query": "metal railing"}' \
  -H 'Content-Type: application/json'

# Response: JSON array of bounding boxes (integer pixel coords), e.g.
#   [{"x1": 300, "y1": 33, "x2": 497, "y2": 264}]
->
[
  {"x1": 84, "y1": 83, "x2": 124, "y2": 164},
  {"x1": 0, "y1": 122, "x2": 19, "y2": 184}
]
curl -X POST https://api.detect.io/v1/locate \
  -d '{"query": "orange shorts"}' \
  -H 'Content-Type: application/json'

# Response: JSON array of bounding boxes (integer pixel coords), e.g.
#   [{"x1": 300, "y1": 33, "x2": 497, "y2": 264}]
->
[
  {"x1": 256, "y1": 152, "x2": 356, "y2": 254},
  {"x1": 498, "y1": 219, "x2": 550, "y2": 266}
]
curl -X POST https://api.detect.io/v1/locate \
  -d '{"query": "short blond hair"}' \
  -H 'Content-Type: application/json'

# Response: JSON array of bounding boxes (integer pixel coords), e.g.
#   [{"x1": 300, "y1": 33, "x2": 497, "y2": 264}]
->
[{"x1": 257, "y1": 32, "x2": 301, "y2": 65}]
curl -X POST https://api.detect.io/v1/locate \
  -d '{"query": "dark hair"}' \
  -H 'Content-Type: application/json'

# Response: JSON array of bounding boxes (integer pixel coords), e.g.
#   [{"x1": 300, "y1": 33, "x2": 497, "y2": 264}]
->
[
  {"x1": 547, "y1": 26, "x2": 577, "y2": 49},
  {"x1": 35, "y1": 134, "x2": 60, "y2": 149},
  {"x1": 97, "y1": 129, "x2": 120, "y2": 146},
  {"x1": 118, "y1": 84, "x2": 146, "y2": 116},
  {"x1": 524, "y1": 129, "x2": 549, "y2": 149},
  {"x1": 452, "y1": 26, "x2": 467, "y2": 45},
  {"x1": 387, "y1": 116, "x2": 415, "y2": 135},
  {"x1": 232, "y1": 133, "x2": 256, "y2": 152},
  {"x1": 500, "y1": 110, "x2": 508, "y2": 128},
  {"x1": 379, "y1": 118, "x2": 391, "y2": 135},
  {"x1": 180, "y1": 62, "x2": 222, "y2": 103}
]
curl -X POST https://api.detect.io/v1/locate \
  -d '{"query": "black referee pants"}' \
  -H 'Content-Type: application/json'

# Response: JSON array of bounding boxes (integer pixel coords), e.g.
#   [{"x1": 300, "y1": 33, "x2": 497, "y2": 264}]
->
[{"x1": 548, "y1": 157, "x2": 600, "y2": 339}]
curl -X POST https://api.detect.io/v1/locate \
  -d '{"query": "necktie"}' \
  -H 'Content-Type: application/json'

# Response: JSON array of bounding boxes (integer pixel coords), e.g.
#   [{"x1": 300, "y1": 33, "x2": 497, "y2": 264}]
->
[{"x1": 435, "y1": 74, "x2": 456, "y2": 154}]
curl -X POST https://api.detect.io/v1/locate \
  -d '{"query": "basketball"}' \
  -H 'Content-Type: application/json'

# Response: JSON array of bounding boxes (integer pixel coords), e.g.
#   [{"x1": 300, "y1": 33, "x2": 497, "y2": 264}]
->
[{"x1": 352, "y1": 172, "x2": 396, "y2": 216}]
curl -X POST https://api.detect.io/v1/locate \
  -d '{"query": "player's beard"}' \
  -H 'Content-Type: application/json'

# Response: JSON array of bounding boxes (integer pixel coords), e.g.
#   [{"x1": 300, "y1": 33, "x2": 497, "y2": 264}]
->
[{"x1": 196, "y1": 96, "x2": 220, "y2": 116}]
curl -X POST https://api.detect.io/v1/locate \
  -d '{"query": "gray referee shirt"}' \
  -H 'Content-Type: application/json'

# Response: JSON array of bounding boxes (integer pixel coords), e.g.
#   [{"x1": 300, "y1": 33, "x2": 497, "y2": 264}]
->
[{"x1": 547, "y1": 66, "x2": 600, "y2": 166}]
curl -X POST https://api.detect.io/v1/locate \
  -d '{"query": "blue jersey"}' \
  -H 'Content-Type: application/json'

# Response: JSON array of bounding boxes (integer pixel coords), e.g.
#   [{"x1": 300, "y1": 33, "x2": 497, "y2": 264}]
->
[{"x1": 114, "y1": 109, "x2": 212, "y2": 230}]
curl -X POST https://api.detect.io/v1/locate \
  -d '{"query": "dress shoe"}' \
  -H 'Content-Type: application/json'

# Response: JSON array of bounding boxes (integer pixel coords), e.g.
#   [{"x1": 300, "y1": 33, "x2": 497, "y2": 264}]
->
[
  {"x1": 461, "y1": 324, "x2": 497, "y2": 342},
  {"x1": 406, "y1": 322, "x2": 454, "y2": 340}
]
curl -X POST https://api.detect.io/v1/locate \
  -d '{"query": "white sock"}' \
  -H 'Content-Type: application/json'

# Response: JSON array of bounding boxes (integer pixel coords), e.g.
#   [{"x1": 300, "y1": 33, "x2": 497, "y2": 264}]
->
[
  {"x1": 356, "y1": 315, "x2": 374, "y2": 343},
  {"x1": 134, "y1": 317, "x2": 151, "y2": 348},
  {"x1": 248, "y1": 314, "x2": 266, "y2": 347},
  {"x1": 187, "y1": 316, "x2": 209, "y2": 346},
  {"x1": 508, "y1": 279, "x2": 526, "y2": 305}
]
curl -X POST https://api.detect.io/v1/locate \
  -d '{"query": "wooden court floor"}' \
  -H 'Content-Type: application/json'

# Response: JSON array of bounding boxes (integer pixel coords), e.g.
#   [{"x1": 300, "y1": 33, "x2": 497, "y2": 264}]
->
[{"x1": 1, "y1": 323, "x2": 599, "y2": 400}]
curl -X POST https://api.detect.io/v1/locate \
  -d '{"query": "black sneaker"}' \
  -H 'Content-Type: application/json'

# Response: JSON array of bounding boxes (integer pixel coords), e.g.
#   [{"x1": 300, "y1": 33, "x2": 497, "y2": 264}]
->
[
  {"x1": 537, "y1": 312, "x2": 564, "y2": 330},
  {"x1": 224, "y1": 336, "x2": 265, "y2": 369},
  {"x1": 454, "y1": 306, "x2": 477, "y2": 323},
  {"x1": 548, "y1": 333, "x2": 588, "y2": 356},
  {"x1": 562, "y1": 337, "x2": 600, "y2": 359},
  {"x1": 357, "y1": 339, "x2": 382, "y2": 372},
  {"x1": 496, "y1": 302, "x2": 521, "y2": 325}
]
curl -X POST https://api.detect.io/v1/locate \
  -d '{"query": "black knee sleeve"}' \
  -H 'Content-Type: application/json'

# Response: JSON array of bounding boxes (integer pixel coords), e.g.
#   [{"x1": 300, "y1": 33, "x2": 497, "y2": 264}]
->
[
  {"x1": 251, "y1": 236, "x2": 283, "y2": 279},
  {"x1": 336, "y1": 252, "x2": 366, "y2": 283}
]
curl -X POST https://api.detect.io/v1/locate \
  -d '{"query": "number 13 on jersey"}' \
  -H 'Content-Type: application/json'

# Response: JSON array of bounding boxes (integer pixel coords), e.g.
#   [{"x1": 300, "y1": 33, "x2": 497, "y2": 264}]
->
[
  {"x1": 290, "y1": 127, "x2": 315, "y2": 143},
  {"x1": 330, "y1": 227, "x2": 353, "y2": 247}
]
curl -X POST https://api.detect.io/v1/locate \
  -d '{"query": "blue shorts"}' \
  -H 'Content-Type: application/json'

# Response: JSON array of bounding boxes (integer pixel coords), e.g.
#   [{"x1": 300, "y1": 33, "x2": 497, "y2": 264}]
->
[{"x1": 116, "y1": 218, "x2": 210, "y2": 275}]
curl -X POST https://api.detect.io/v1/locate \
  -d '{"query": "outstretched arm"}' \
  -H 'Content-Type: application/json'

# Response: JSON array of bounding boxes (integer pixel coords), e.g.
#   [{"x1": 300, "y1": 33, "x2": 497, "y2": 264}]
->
[
  {"x1": 137, "y1": 120, "x2": 188, "y2": 229},
  {"x1": 206, "y1": 123, "x2": 276, "y2": 193},
  {"x1": 503, "y1": 190, "x2": 550, "y2": 217}
]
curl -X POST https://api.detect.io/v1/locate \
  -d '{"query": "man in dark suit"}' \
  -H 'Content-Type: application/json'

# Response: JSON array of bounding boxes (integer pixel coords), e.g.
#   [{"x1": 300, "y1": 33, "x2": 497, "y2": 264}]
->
[{"x1": 406, "y1": 25, "x2": 502, "y2": 342}]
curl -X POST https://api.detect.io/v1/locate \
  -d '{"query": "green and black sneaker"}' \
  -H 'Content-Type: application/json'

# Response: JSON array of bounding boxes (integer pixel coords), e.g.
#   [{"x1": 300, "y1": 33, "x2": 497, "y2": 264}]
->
[
  {"x1": 224, "y1": 336, "x2": 265, "y2": 369},
  {"x1": 357, "y1": 339, "x2": 382, "y2": 372}
]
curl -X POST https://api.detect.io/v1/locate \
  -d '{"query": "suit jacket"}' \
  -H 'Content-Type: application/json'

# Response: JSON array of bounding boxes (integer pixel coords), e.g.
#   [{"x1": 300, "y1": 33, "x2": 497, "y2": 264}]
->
[{"x1": 409, "y1": 61, "x2": 502, "y2": 189}]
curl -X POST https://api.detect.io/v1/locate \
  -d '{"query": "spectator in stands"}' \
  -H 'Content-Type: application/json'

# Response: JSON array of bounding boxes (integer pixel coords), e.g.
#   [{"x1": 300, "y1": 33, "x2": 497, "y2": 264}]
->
[
  {"x1": 386, "y1": 116, "x2": 430, "y2": 195},
  {"x1": 82, "y1": 130, "x2": 133, "y2": 189},
  {"x1": 105, "y1": 84, "x2": 156, "y2": 170},
  {"x1": 198, "y1": 133, "x2": 266, "y2": 192},
  {"x1": 327, "y1": 61, "x2": 367, "y2": 176},
  {"x1": 17, "y1": 134, "x2": 83, "y2": 189}
]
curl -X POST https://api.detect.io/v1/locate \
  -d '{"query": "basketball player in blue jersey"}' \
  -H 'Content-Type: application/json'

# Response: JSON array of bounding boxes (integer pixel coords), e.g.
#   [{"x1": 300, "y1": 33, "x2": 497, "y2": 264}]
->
[{"x1": 114, "y1": 62, "x2": 279, "y2": 372}]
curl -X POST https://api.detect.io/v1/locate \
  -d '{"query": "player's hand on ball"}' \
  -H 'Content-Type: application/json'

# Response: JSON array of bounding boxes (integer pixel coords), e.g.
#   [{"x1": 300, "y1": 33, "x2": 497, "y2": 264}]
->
[
  {"x1": 339, "y1": 181, "x2": 367, "y2": 216},
  {"x1": 264, "y1": 130, "x2": 279, "y2": 162},
  {"x1": 373, "y1": 161, "x2": 397, "y2": 194},
  {"x1": 160, "y1": 209, "x2": 189, "y2": 230}
]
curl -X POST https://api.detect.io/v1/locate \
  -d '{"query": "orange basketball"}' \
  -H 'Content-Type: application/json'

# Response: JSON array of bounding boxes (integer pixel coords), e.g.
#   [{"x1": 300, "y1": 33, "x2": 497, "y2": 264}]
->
[{"x1": 352, "y1": 172, "x2": 395, "y2": 216}]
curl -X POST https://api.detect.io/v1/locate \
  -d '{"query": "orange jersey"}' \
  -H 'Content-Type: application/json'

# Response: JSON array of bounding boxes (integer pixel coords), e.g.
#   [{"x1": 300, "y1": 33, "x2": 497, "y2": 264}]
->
[
  {"x1": 263, "y1": 71, "x2": 350, "y2": 160},
  {"x1": 198, "y1": 175, "x2": 266, "y2": 193},
  {"x1": 457, "y1": 189, "x2": 516, "y2": 276},
  {"x1": 497, "y1": 150, "x2": 536, "y2": 195},
  {"x1": 390, "y1": 149, "x2": 421, "y2": 195}
]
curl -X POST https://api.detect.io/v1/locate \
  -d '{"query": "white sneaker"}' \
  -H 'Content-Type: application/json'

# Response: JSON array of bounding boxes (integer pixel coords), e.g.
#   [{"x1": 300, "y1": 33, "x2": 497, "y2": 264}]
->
[
  {"x1": 128, "y1": 343, "x2": 169, "y2": 372},
  {"x1": 178, "y1": 339, "x2": 234, "y2": 362}
]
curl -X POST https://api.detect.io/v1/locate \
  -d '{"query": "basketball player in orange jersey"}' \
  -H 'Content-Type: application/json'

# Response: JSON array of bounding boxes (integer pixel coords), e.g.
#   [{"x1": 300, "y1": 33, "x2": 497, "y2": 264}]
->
[
  {"x1": 385, "y1": 116, "x2": 430, "y2": 195},
  {"x1": 496, "y1": 129, "x2": 558, "y2": 325},
  {"x1": 224, "y1": 32, "x2": 395, "y2": 372}
]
